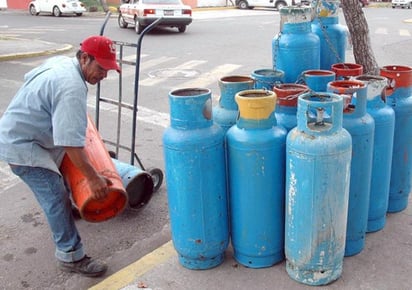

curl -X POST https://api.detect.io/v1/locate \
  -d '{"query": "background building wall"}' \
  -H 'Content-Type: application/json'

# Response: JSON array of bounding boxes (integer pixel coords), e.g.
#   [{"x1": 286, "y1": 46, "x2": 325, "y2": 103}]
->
[{"x1": 7, "y1": 0, "x2": 30, "y2": 9}]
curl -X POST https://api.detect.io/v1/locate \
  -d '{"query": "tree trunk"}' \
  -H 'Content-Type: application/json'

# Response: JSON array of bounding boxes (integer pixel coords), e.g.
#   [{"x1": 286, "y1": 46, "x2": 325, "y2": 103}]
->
[
  {"x1": 341, "y1": 0, "x2": 380, "y2": 75},
  {"x1": 99, "y1": 0, "x2": 109, "y2": 12}
]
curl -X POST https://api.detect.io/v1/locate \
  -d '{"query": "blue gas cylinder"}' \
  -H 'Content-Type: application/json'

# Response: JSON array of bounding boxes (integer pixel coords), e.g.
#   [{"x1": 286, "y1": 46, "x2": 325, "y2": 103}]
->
[
  {"x1": 226, "y1": 89, "x2": 287, "y2": 268},
  {"x1": 213, "y1": 75, "x2": 254, "y2": 134},
  {"x1": 272, "y1": 6, "x2": 320, "y2": 83},
  {"x1": 163, "y1": 88, "x2": 229, "y2": 270},
  {"x1": 274, "y1": 83, "x2": 309, "y2": 132},
  {"x1": 251, "y1": 68, "x2": 285, "y2": 90},
  {"x1": 327, "y1": 80, "x2": 375, "y2": 256},
  {"x1": 111, "y1": 158, "x2": 154, "y2": 210},
  {"x1": 380, "y1": 65, "x2": 412, "y2": 213},
  {"x1": 286, "y1": 92, "x2": 351, "y2": 286},
  {"x1": 355, "y1": 75, "x2": 395, "y2": 232},
  {"x1": 311, "y1": 0, "x2": 348, "y2": 70}
]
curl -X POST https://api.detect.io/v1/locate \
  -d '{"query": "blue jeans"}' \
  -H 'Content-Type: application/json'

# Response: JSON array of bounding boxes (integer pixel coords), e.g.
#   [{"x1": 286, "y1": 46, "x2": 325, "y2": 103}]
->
[{"x1": 10, "y1": 165, "x2": 84, "y2": 263}]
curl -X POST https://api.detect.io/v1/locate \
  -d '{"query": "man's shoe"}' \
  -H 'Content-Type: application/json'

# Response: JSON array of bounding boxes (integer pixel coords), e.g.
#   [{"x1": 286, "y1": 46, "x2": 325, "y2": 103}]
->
[{"x1": 58, "y1": 255, "x2": 108, "y2": 277}]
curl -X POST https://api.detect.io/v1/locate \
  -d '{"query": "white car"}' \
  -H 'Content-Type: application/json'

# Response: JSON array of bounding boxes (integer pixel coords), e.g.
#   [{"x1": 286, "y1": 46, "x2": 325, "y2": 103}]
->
[
  {"x1": 29, "y1": 0, "x2": 86, "y2": 17},
  {"x1": 392, "y1": 0, "x2": 412, "y2": 9},
  {"x1": 236, "y1": 0, "x2": 302, "y2": 10},
  {"x1": 118, "y1": 0, "x2": 192, "y2": 34}
]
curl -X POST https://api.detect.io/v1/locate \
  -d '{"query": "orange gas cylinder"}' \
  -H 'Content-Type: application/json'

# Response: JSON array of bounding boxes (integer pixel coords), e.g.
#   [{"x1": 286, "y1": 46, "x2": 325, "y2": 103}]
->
[{"x1": 60, "y1": 115, "x2": 128, "y2": 222}]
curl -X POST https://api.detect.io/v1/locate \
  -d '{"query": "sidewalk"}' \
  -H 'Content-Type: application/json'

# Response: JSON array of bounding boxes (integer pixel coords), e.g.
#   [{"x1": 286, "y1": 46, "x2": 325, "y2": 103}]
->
[{"x1": 91, "y1": 200, "x2": 412, "y2": 290}]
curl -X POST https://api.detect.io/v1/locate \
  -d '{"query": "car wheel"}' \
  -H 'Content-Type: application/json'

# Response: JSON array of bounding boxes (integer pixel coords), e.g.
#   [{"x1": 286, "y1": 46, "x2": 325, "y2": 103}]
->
[
  {"x1": 118, "y1": 14, "x2": 128, "y2": 28},
  {"x1": 29, "y1": 5, "x2": 39, "y2": 16},
  {"x1": 238, "y1": 0, "x2": 249, "y2": 9},
  {"x1": 275, "y1": 1, "x2": 287, "y2": 10},
  {"x1": 178, "y1": 25, "x2": 186, "y2": 33},
  {"x1": 75, "y1": 13, "x2": 82, "y2": 16},
  {"x1": 135, "y1": 18, "x2": 144, "y2": 34},
  {"x1": 53, "y1": 6, "x2": 61, "y2": 17}
]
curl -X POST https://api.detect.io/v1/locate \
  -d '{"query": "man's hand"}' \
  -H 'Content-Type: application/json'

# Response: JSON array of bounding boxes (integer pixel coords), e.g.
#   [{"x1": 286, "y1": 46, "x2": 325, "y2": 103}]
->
[
  {"x1": 64, "y1": 146, "x2": 113, "y2": 200},
  {"x1": 88, "y1": 174, "x2": 113, "y2": 200}
]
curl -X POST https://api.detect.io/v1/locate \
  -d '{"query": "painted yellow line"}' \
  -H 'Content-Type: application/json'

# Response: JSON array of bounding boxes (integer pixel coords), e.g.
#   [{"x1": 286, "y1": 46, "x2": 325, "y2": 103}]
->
[
  {"x1": 404, "y1": 19, "x2": 412, "y2": 23},
  {"x1": 89, "y1": 240, "x2": 176, "y2": 290}
]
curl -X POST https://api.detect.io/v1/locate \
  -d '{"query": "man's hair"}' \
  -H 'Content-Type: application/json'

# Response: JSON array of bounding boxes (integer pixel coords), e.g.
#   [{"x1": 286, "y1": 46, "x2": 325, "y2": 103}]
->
[{"x1": 76, "y1": 50, "x2": 95, "y2": 62}]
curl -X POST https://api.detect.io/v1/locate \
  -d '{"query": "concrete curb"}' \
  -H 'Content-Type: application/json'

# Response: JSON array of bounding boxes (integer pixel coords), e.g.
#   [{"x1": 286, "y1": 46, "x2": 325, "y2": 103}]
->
[{"x1": 0, "y1": 37, "x2": 73, "y2": 61}]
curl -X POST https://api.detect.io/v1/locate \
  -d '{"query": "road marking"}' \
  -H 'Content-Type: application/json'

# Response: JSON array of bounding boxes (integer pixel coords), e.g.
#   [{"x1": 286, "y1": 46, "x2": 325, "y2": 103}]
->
[
  {"x1": 8, "y1": 58, "x2": 48, "y2": 68},
  {"x1": 139, "y1": 60, "x2": 207, "y2": 86},
  {"x1": 0, "y1": 78, "x2": 24, "y2": 91},
  {"x1": 176, "y1": 63, "x2": 242, "y2": 90},
  {"x1": 399, "y1": 29, "x2": 411, "y2": 37},
  {"x1": 374, "y1": 27, "x2": 412, "y2": 37},
  {"x1": 136, "y1": 106, "x2": 169, "y2": 128},
  {"x1": 375, "y1": 27, "x2": 388, "y2": 35},
  {"x1": 89, "y1": 240, "x2": 176, "y2": 290},
  {"x1": 87, "y1": 99, "x2": 170, "y2": 129},
  {"x1": 192, "y1": 9, "x2": 276, "y2": 20},
  {"x1": 11, "y1": 27, "x2": 66, "y2": 32},
  {"x1": 85, "y1": 62, "x2": 244, "y2": 133},
  {"x1": 107, "y1": 56, "x2": 177, "y2": 80}
]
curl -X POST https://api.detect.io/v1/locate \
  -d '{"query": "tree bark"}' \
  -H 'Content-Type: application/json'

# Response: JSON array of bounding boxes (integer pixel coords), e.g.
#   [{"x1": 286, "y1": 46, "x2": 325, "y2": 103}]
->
[{"x1": 340, "y1": 0, "x2": 380, "y2": 75}]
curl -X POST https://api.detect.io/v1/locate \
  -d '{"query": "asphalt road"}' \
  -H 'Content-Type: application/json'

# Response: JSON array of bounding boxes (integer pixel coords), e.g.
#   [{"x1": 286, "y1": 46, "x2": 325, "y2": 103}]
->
[{"x1": 0, "y1": 6, "x2": 411, "y2": 290}]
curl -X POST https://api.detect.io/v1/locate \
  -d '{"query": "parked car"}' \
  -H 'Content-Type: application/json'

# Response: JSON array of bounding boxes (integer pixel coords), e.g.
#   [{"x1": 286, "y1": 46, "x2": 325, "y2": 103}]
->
[
  {"x1": 118, "y1": 0, "x2": 192, "y2": 34},
  {"x1": 236, "y1": 0, "x2": 302, "y2": 10},
  {"x1": 29, "y1": 0, "x2": 86, "y2": 17},
  {"x1": 391, "y1": 0, "x2": 412, "y2": 8}
]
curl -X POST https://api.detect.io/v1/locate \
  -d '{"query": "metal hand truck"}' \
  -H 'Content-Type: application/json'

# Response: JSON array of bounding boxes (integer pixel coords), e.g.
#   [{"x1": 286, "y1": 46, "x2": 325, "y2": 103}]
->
[{"x1": 95, "y1": 12, "x2": 164, "y2": 210}]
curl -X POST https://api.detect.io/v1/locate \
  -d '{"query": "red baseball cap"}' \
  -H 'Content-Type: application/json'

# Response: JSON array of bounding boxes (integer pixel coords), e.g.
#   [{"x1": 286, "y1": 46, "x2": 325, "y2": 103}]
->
[{"x1": 80, "y1": 35, "x2": 120, "y2": 73}]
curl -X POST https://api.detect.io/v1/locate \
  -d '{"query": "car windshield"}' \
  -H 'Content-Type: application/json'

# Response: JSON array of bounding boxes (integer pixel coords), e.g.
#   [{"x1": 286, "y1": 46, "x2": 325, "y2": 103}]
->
[{"x1": 142, "y1": 0, "x2": 182, "y2": 4}]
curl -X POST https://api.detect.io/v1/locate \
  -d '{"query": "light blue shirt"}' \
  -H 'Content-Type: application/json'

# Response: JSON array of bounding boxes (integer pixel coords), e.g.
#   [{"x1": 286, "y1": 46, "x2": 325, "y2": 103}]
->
[{"x1": 0, "y1": 56, "x2": 88, "y2": 174}]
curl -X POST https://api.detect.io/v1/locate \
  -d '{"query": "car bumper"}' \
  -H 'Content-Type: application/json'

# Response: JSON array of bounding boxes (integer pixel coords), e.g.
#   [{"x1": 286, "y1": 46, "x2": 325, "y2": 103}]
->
[
  {"x1": 60, "y1": 6, "x2": 86, "y2": 13},
  {"x1": 139, "y1": 17, "x2": 192, "y2": 27},
  {"x1": 392, "y1": 3, "x2": 409, "y2": 7}
]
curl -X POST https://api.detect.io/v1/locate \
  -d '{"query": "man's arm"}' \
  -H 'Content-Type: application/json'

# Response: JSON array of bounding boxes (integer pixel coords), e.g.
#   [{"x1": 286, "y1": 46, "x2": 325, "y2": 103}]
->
[{"x1": 64, "y1": 146, "x2": 112, "y2": 200}]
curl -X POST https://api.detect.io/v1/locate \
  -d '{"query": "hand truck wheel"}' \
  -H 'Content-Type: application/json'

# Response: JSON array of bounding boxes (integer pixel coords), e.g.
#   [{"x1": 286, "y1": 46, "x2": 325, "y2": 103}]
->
[{"x1": 147, "y1": 167, "x2": 163, "y2": 192}]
